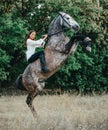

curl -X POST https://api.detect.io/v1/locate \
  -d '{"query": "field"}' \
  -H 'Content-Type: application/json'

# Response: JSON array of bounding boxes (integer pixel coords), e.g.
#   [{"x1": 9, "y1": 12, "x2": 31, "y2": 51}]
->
[{"x1": 0, "y1": 94, "x2": 108, "y2": 130}]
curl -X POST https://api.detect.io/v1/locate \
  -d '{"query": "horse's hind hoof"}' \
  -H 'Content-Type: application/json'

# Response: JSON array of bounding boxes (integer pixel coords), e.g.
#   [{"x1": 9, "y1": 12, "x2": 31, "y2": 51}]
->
[{"x1": 15, "y1": 74, "x2": 27, "y2": 91}]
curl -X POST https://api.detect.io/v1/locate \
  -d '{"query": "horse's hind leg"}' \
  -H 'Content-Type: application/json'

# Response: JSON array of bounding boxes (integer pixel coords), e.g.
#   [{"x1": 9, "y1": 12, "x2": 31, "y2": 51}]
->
[{"x1": 26, "y1": 89, "x2": 38, "y2": 118}]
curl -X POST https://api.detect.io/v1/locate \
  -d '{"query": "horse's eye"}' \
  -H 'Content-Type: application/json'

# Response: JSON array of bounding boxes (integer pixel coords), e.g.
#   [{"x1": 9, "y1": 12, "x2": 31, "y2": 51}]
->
[{"x1": 66, "y1": 17, "x2": 70, "y2": 20}]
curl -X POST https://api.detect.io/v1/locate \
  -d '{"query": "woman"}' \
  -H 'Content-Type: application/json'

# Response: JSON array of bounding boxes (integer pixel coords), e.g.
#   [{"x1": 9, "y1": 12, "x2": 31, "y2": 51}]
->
[{"x1": 25, "y1": 30, "x2": 49, "y2": 73}]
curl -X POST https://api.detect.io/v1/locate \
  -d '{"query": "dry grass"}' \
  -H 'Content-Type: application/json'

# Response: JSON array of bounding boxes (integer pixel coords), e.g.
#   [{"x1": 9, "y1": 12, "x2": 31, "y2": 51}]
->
[{"x1": 0, "y1": 94, "x2": 108, "y2": 130}]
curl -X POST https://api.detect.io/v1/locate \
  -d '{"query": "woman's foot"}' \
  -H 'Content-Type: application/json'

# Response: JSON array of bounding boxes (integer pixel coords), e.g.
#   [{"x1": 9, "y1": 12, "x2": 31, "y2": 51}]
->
[{"x1": 42, "y1": 67, "x2": 50, "y2": 73}]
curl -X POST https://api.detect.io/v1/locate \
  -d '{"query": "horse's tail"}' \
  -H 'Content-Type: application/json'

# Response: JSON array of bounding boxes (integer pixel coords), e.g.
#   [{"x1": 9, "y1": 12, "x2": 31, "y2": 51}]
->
[{"x1": 15, "y1": 74, "x2": 27, "y2": 91}]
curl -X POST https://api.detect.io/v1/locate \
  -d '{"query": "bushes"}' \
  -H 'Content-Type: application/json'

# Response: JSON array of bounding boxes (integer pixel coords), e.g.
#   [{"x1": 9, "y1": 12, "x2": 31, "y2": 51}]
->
[
  {"x1": 0, "y1": 0, "x2": 108, "y2": 94},
  {"x1": 0, "y1": 13, "x2": 27, "y2": 84},
  {"x1": 46, "y1": 0, "x2": 108, "y2": 94}
]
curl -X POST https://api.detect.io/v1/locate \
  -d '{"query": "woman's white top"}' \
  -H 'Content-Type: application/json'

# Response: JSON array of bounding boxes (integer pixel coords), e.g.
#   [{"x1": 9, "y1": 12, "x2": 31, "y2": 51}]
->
[{"x1": 26, "y1": 39, "x2": 44, "y2": 60}]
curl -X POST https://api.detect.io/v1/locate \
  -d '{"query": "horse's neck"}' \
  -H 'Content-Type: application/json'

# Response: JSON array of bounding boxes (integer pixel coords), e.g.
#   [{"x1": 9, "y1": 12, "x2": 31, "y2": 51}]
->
[
  {"x1": 47, "y1": 33, "x2": 65, "y2": 47},
  {"x1": 47, "y1": 16, "x2": 67, "y2": 47},
  {"x1": 48, "y1": 15, "x2": 62, "y2": 35}
]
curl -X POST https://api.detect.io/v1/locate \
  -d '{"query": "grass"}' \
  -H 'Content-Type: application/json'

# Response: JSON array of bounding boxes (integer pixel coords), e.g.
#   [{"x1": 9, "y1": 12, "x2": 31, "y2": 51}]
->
[{"x1": 0, "y1": 94, "x2": 108, "y2": 130}]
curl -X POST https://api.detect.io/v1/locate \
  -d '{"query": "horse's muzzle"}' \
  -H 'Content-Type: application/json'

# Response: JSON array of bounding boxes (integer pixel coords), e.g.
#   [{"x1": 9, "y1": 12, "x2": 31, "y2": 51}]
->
[{"x1": 72, "y1": 24, "x2": 80, "y2": 31}]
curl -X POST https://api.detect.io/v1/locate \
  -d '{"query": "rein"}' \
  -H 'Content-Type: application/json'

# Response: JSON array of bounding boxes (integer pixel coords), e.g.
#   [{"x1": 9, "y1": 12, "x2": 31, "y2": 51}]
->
[
  {"x1": 48, "y1": 30, "x2": 63, "y2": 37},
  {"x1": 48, "y1": 28, "x2": 69, "y2": 37}
]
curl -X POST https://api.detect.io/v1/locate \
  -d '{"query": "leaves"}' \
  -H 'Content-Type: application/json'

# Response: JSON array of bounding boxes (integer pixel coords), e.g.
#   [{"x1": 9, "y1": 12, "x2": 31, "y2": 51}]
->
[
  {"x1": 0, "y1": 13, "x2": 27, "y2": 82},
  {"x1": 0, "y1": 0, "x2": 108, "y2": 94}
]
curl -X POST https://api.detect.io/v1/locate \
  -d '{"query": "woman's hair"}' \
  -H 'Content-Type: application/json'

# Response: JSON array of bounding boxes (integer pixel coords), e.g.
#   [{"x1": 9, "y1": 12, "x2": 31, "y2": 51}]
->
[{"x1": 25, "y1": 30, "x2": 36, "y2": 45}]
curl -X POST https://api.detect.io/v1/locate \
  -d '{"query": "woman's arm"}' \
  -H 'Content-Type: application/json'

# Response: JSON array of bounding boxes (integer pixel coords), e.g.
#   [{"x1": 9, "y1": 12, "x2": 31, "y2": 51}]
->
[
  {"x1": 27, "y1": 39, "x2": 44, "y2": 47},
  {"x1": 27, "y1": 34, "x2": 47, "y2": 47}
]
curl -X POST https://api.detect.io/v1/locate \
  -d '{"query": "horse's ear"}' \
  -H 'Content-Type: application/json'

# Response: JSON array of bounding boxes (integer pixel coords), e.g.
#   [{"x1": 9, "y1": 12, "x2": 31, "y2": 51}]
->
[{"x1": 58, "y1": 11, "x2": 62, "y2": 15}]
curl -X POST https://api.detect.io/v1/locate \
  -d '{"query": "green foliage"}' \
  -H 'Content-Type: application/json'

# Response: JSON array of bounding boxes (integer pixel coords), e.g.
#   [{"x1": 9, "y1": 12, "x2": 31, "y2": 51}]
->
[
  {"x1": 46, "y1": 0, "x2": 108, "y2": 94},
  {"x1": 0, "y1": 13, "x2": 28, "y2": 83},
  {"x1": 0, "y1": 49, "x2": 10, "y2": 80},
  {"x1": 0, "y1": 0, "x2": 108, "y2": 94},
  {"x1": 15, "y1": 0, "x2": 51, "y2": 35}
]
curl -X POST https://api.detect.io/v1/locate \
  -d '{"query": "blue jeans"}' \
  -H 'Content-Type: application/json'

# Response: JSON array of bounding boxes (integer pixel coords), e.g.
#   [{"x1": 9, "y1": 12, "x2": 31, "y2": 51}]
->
[
  {"x1": 28, "y1": 51, "x2": 49, "y2": 72},
  {"x1": 28, "y1": 51, "x2": 44, "y2": 63}
]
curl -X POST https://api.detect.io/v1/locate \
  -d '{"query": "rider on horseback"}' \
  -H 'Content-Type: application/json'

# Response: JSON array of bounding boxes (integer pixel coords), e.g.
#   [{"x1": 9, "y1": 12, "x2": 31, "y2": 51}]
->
[{"x1": 25, "y1": 30, "x2": 50, "y2": 73}]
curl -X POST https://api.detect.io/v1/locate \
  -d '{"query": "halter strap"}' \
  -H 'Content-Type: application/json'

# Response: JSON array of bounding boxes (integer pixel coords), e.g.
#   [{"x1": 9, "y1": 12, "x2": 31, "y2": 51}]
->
[
  {"x1": 48, "y1": 13, "x2": 71, "y2": 37},
  {"x1": 58, "y1": 12, "x2": 71, "y2": 28}
]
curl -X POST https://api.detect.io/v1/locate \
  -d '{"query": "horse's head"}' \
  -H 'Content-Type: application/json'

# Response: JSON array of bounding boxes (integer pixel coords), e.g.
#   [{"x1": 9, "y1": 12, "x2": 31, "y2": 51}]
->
[{"x1": 58, "y1": 12, "x2": 80, "y2": 31}]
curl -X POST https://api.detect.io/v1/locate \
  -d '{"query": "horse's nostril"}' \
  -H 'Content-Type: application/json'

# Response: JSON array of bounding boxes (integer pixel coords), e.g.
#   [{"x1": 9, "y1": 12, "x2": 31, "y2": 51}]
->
[
  {"x1": 72, "y1": 25, "x2": 80, "y2": 31},
  {"x1": 76, "y1": 25, "x2": 80, "y2": 30}
]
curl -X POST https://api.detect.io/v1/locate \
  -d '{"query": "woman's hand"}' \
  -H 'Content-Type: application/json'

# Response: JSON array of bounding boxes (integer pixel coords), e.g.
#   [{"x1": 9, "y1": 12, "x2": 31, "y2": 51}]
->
[{"x1": 42, "y1": 34, "x2": 48, "y2": 41}]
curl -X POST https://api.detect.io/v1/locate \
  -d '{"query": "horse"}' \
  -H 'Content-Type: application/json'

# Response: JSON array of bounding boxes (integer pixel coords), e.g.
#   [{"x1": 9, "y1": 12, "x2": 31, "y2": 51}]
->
[{"x1": 16, "y1": 12, "x2": 91, "y2": 118}]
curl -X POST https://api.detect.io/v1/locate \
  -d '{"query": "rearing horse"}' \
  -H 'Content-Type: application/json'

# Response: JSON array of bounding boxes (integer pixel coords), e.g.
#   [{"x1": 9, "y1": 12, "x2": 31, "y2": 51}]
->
[{"x1": 16, "y1": 12, "x2": 91, "y2": 118}]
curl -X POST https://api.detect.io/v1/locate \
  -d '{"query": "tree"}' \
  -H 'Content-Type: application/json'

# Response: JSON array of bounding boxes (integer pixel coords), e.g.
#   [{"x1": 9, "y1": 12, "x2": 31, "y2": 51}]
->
[
  {"x1": 0, "y1": 0, "x2": 108, "y2": 94},
  {"x1": 0, "y1": 12, "x2": 28, "y2": 86},
  {"x1": 46, "y1": 0, "x2": 108, "y2": 94}
]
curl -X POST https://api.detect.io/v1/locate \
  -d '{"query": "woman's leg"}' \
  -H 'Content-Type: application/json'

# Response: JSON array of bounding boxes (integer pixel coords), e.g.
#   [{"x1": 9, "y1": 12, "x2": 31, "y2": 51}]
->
[
  {"x1": 39, "y1": 51, "x2": 50, "y2": 73},
  {"x1": 28, "y1": 51, "x2": 49, "y2": 73},
  {"x1": 28, "y1": 51, "x2": 41, "y2": 63}
]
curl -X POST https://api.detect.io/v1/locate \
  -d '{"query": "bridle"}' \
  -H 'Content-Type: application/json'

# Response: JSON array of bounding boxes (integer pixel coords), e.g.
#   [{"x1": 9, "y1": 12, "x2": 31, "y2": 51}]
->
[
  {"x1": 58, "y1": 12, "x2": 72, "y2": 28},
  {"x1": 48, "y1": 13, "x2": 71, "y2": 37}
]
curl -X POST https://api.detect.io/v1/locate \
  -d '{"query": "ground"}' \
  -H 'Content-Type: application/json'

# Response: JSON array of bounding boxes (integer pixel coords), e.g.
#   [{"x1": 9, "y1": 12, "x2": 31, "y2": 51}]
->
[{"x1": 0, "y1": 94, "x2": 108, "y2": 130}]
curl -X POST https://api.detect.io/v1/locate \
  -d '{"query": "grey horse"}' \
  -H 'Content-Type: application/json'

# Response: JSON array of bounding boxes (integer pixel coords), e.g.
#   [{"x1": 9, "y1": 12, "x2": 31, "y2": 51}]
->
[{"x1": 16, "y1": 12, "x2": 91, "y2": 118}]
